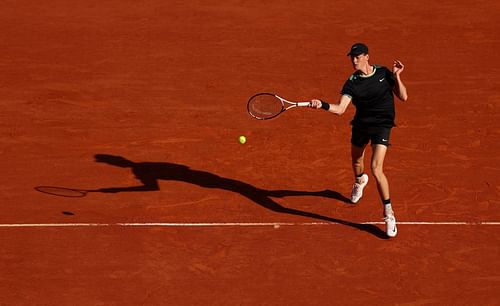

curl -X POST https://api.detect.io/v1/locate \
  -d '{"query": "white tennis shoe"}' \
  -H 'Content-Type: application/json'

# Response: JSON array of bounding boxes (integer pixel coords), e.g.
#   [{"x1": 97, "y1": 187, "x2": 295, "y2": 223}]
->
[
  {"x1": 384, "y1": 213, "x2": 398, "y2": 238},
  {"x1": 351, "y1": 174, "x2": 368, "y2": 204}
]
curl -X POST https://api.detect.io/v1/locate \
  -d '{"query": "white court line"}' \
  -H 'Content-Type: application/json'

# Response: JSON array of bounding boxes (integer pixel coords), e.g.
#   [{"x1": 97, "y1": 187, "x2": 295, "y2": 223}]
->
[{"x1": 0, "y1": 221, "x2": 499, "y2": 228}]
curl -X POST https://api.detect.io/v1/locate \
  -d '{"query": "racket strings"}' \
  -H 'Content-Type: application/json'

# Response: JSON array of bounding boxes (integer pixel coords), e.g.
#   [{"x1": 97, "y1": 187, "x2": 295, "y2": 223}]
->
[{"x1": 248, "y1": 94, "x2": 283, "y2": 119}]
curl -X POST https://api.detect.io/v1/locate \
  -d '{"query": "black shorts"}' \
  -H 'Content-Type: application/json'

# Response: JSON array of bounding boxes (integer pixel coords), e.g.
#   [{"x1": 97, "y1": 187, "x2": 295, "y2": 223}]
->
[{"x1": 351, "y1": 125, "x2": 392, "y2": 148}]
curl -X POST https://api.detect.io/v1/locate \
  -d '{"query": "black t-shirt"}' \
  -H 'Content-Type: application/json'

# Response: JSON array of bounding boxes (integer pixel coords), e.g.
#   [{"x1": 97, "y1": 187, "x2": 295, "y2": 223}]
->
[{"x1": 341, "y1": 65, "x2": 396, "y2": 127}]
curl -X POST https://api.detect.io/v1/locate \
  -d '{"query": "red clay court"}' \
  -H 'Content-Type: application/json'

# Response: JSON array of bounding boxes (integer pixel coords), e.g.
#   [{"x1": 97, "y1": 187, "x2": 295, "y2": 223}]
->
[{"x1": 1, "y1": 0, "x2": 499, "y2": 305}]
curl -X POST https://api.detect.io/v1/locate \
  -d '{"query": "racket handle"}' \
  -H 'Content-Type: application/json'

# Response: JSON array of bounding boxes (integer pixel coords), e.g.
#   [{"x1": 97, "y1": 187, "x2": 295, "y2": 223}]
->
[{"x1": 297, "y1": 102, "x2": 311, "y2": 107}]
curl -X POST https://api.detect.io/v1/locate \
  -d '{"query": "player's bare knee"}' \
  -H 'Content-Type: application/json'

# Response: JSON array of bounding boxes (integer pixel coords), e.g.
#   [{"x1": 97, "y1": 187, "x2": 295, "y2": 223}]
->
[{"x1": 371, "y1": 163, "x2": 384, "y2": 179}]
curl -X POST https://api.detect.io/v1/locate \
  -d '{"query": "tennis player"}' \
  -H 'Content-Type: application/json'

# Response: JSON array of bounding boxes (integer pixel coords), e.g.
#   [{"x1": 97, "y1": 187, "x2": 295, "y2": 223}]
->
[{"x1": 310, "y1": 43, "x2": 408, "y2": 237}]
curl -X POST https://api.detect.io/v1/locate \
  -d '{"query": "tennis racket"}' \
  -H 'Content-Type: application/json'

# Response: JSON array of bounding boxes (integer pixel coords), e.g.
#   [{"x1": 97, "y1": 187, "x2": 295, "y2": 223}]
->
[
  {"x1": 35, "y1": 186, "x2": 97, "y2": 198},
  {"x1": 247, "y1": 93, "x2": 311, "y2": 120}
]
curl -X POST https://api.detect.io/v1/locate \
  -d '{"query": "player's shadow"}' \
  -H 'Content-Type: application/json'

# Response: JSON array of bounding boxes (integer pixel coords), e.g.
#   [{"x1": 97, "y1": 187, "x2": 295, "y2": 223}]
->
[{"x1": 94, "y1": 154, "x2": 388, "y2": 239}]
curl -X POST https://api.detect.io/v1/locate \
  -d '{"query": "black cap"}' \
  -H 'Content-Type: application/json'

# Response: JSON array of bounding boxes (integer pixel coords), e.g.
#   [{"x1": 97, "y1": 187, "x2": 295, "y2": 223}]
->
[{"x1": 347, "y1": 43, "x2": 369, "y2": 56}]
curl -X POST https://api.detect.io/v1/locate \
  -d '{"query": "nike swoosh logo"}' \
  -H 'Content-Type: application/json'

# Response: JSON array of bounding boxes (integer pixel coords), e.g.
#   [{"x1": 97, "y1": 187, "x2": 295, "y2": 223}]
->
[
  {"x1": 382, "y1": 139, "x2": 388, "y2": 142},
  {"x1": 379, "y1": 78, "x2": 385, "y2": 82}
]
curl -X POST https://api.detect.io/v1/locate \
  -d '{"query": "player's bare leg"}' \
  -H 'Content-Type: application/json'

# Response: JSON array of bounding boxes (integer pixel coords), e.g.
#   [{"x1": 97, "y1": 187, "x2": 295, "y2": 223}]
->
[
  {"x1": 371, "y1": 144, "x2": 390, "y2": 201},
  {"x1": 350, "y1": 144, "x2": 369, "y2": 203},
  {"x1": 351, "y1": 144, "x2": 366, "y2": 176},
  {"x1": 371, "y1": 144, "x2": 397, "y2": 237}
]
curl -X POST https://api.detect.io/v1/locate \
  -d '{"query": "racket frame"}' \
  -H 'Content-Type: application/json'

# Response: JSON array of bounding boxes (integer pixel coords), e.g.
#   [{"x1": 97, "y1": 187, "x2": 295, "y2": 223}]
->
[{"x1": 247, "y1": 92, "x2": 311, "y2": 120}]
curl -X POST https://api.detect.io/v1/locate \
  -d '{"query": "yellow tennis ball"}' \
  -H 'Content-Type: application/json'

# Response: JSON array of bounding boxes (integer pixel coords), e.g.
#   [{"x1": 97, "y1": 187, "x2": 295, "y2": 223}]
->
[{"x1": 239, "y1": 135, "x2": 246, "y2": 144}]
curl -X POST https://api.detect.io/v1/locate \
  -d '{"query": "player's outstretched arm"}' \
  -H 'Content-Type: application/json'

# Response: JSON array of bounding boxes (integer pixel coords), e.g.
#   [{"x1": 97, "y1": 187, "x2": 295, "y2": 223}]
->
[{"x1": 310, "y1": 94, "x2": 351, "y2": 115}]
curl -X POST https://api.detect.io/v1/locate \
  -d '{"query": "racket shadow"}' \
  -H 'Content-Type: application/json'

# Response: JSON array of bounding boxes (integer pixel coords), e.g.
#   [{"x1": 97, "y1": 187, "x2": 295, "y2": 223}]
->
[
  {"x1": 93, "y1": 154, "x2": 388, "y2": 239},
  {"x1": 35, "y1": 186, "x2": 90, "y2": 198}
]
